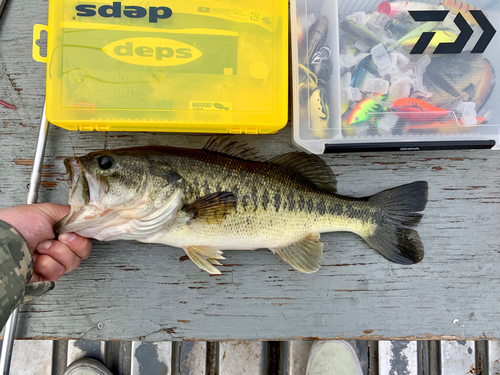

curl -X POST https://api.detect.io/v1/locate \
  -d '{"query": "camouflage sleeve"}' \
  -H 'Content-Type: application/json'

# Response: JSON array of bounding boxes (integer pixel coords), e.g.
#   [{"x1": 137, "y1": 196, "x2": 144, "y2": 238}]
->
[{"x1": 0, "y1": 220, "x2": 54, "y2": 329}]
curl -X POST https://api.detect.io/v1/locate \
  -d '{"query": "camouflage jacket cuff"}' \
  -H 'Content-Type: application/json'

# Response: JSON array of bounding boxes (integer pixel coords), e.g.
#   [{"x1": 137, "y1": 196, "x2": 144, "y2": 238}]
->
[{"x1": 0, "y1": 220, "x2": 33, "y2": 329}]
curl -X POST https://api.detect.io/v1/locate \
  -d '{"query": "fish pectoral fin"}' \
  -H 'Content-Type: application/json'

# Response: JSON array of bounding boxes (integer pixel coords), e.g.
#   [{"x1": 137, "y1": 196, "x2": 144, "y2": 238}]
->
[
  {"x1": 183, "y1": 192, "x2": 237, "y2": 224},
  {"x1": 272, "y1": 233, "x2": 323, "y2": 274},
  {"x1": 184, "y1": 246, "x2": 225, "y2": 275}
]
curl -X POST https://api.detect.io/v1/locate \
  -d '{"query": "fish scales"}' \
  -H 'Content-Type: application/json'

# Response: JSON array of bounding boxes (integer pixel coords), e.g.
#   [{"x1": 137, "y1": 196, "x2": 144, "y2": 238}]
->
[
  {"x1": 56, "y1": 139, "x2": 428, "y2": 274},
  {"x1": 161, "y1": 150, "x2": 373, "y2": 248}
]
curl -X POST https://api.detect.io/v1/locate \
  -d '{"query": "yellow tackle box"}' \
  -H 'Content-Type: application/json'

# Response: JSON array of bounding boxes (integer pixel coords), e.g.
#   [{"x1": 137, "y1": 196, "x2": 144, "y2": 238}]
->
[{"x1": 33, "y1": 0, "x2": 288, "y2": 133}]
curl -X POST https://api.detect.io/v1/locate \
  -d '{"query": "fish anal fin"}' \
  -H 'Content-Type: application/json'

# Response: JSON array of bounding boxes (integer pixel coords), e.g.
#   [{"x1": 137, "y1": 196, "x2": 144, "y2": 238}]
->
[
  {"x1": 270, "y1": 153, "x2": 337, "y2": 194},
  {"x1": 272, "y1": 233, "x2": 323, "y2": 274},
  {"x1": 184, "y1": 246, "x2": 225, "y2": 275},
  {"x1": 183, "y1": 192, "x2": 237, "y2": 224},
  {"x1": 204, "y1": 136, "x2": 264, "y2": 162}
]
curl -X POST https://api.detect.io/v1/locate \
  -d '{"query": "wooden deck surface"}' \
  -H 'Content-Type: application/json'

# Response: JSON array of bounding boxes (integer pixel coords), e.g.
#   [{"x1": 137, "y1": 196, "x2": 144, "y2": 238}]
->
[{"x1": 1, "y1": 0, "x2": 500, "y2": 341}]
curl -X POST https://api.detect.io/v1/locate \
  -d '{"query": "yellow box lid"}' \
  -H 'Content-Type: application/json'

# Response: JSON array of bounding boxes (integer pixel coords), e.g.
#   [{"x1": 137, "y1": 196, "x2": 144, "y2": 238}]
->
[{"x1": 33, "y1": 0, "x2": 288, "y2": 133}]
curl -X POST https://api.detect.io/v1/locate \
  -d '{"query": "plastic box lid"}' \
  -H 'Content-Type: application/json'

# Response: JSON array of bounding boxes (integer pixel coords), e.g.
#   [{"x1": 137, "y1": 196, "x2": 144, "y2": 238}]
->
[
  {"x1": 33, "y1": 0, "x2": 288, "y2": 133},
  {"x1": 291, "y1": 0, "x2": 500, "y2": 153}
]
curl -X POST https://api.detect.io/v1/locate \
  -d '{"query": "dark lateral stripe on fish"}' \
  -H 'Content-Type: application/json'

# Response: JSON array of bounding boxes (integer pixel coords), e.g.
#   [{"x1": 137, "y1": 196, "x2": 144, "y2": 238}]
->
[
  {"x1": 241, "y1": 195, "x2": 249, "y2": 208},
  {"x1": 328, "y1": 204, "x2": 343, "y2": 215},
  {"x1": 262, "y1": 189, "x2": 270, "y2": 210},
  {"x1": 251, "y1": 186, "x2": 259, "y2": 210},
  {"x1": 297, "y1": 195, "x2": 305, "y2": 211},
  {"x1": 306, "y1": 198, "x2": 314, "y2": 213},
  {"x1": 273, "y1": 193, "x2": 281, "y2": 212},
  {"x1": 287, "y1": 192, "x2": 296, "y2": 211},
  {"x1": 317, "y1": 200, "x2": 327, "y2": 215}
]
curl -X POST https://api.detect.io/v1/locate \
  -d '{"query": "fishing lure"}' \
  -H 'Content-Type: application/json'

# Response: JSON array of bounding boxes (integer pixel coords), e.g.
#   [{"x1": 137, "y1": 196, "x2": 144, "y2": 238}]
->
[
  {"x1": 341, "y1": 18, "x2": 382, "y2": 49},
  {"x1": 395, "y1": 21, "x2": 438, "y2": 48},
  {"x1": 443, "y1": 0, "x2": 481, "y2": 26},
  {"x1": 298, "y1": 64, "x2": 330, "y2": 138},
  {"x1": 346, "y1": 97, "x2": 451, "y2": 127},
  {"x1": 384, "y1": 18, "x2": 410, "y2": 40},
  {"x1": 391, "y1": 98, "x2": 451, "y2": 121},
  {"x1": 402, "y1": 31, "x2": 458, "y2": 53},
  {"x1": 346, "y1": 96, "x2": 388, "y2": 127},
  {"x1": 406, "y1": 110, "x2": 492, "y2": 132},
  {"x1": 310, "y1": 86, "x2": 330, "y2": 138},
  {"x1": 378, "y1": 1, "x2": 438, "y2": 17}
]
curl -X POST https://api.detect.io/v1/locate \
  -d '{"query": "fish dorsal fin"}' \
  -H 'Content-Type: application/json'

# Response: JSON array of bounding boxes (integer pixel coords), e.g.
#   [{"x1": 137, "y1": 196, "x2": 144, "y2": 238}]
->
[
  {"x1": 270, "y1": 152, "x2": 337, "y2": 194},
  {"x1": 204, "y1": 136, "x2": 264, "y2": 162},
  {"x1": 183, "y1": 192, "x2": 237, "y2": 224},
  {"x1": 272, "y1": 233, "x2": 323, "y2": 274},
  {"x1": 184, "y1": 246, "x2": 225, "y2": 275}
]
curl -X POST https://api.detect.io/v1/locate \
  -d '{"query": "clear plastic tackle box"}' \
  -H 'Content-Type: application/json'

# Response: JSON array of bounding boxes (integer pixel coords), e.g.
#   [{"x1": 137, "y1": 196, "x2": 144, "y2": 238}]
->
[
  {"x1": 291, "y1": 0, "x2": 500, "y2": 153},
  {"x1": 33, "y1": 0, "x2": 288, "y2": 133}
]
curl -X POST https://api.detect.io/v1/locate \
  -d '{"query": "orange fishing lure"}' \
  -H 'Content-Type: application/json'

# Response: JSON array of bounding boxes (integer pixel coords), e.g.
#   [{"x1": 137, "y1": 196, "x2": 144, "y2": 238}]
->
[
  {"x1": 390, "y1": 98, "x2": 451, "y2": 121},
  {"x1": 405, "y1": 116, "x2": 486, "y2": 132},
  {"x1": 443, "y1": 0, "x2": 480, "y2": 25}
]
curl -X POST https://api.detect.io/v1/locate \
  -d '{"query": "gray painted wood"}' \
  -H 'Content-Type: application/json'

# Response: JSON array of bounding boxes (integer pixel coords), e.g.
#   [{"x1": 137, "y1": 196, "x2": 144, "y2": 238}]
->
[
  {"x1": 379, "y1": 341, "x2": 417, "y2": 375},
  {"x1": 219, "y1": 341, "x2": 263, "y2": 375},
  {"x1": 441, "y1": 341, "x2": 475, "y2": 375},
  {"x1": 2, "y1": 0, "x2": 500, "y2": 342},
  {"x1": 178, "y1": 341, "x2": 206, "y2": 375},
  {"x1": 131, "y1": 341, "x2": 172, "y2": 375},
  {"x1": 67, "y1": 340, "x2": 105, "y2": 365},
  {"x1": 287, "y1": 341, "x2": 313, "y2": 375},
  {"x1": 489, "y1": 341, "x2": 500, "y2": 375},
  {"x1": 9, "y1": 340, "x2": 53, "y2": 375}
]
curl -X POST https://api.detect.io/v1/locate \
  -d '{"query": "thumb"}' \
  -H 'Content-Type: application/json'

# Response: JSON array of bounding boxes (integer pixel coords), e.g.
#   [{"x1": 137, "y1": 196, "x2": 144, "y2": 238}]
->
[{"x1": 34, "y1": 203, "x2": 71, "y2": 225}]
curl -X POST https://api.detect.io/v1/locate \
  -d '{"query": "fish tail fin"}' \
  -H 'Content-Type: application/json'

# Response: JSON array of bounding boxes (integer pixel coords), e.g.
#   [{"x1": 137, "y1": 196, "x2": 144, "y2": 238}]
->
[{"x1": 364, "y1": 181, "x2": 428, "y2": 265}]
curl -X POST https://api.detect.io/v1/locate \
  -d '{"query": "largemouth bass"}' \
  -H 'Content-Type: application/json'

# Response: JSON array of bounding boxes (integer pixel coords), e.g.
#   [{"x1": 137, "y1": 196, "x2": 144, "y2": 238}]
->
[{"x1": 56, "y1": 138, "x2": 428, "y2": 274}]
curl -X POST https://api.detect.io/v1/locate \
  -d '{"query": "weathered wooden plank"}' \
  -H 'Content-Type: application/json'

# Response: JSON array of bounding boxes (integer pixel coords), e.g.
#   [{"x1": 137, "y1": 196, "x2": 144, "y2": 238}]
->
[
  {"x1": 4, "y1": 340, "x2": 53, "y2": 375},
  {"x1": 219, "y1": 341, "x2": 263, "y2": 375},
  {"x1": 286, "y1": 341, "x2": 313, "y2": 375},
  {"x1": 67, "y1": 340, "x2": 105, "y2": 365},
  {"x1": 131, "y1": 341, "x2": 172, "y2": 375},
  {"x1": 2, "y1": 0, "x2": 500, "y2": 342},
  {"x1": 440, "y1": 341, "x2": 475, "y2": 375},
  {"x1": 379, "y1": 341, "x2": 417, "y2": 375},
  {"x1": 177, "y1": 341, "x2": 206, "y2": 375},
  {"x1": 489, "y1": 341, "x2": 500, "y2": 375}
]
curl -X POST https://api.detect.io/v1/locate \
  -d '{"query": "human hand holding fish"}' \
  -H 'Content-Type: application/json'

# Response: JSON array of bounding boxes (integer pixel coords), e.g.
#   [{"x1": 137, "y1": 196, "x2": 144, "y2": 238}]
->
[
  {"x1": 0, "y1": 204, "x2": 92, "y2": 282},
  {"x1": 55, "y1": 137, "x2": 429, "y2": 275}
]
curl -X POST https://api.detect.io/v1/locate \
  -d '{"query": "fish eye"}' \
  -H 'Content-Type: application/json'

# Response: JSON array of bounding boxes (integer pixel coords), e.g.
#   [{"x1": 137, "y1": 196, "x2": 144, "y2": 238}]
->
[
  {"x1": 97, "y1": 155, "x2": 114, "y2": 170},
  {"x1": 355, "y1": 117, "x2": 359, "y2": 121}
]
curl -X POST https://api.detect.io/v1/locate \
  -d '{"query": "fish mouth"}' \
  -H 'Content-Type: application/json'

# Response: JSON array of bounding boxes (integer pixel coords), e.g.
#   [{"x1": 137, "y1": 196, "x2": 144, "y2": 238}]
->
[{"x1": 55, "y1": 158, "x2": 102, "y2": 235}]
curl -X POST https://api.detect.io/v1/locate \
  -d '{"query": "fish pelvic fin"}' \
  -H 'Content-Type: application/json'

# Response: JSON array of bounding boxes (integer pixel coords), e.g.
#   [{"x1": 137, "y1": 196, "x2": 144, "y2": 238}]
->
[
  {"x1": 183, "y1": 192, "x2": 237, "y2": 224},
  {"x1": 184, "y1": 246, "x2": 225, "y2": 275},
  {"x1": 272, "y1": 233, "x2": 323, "y2": 274},
  {"x1": 364, "y1": 181, "x2": 428, "y2": 265}
]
